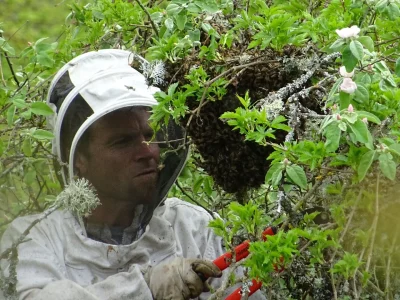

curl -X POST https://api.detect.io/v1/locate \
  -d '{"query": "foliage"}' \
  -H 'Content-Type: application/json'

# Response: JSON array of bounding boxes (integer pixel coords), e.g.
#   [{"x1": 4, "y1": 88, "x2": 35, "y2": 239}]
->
[{"x1": 1, "y1": 0, "x2": 400, "y2": 298}]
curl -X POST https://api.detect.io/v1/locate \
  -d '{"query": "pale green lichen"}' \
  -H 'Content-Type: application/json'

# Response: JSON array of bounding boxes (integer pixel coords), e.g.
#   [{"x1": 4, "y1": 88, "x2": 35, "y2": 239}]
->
[{"x1": 55, "y1": 178, "x2": 100, "y2": 217}]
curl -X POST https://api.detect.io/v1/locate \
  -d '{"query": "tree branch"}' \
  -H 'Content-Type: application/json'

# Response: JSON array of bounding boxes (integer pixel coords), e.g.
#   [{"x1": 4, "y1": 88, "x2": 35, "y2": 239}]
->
[{"x1": 132, "y1": 0, "x2": 159, "y2": 38}]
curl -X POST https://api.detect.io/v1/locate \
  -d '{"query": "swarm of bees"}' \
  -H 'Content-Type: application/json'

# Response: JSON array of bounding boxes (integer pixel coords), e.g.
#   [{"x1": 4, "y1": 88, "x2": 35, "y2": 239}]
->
[
  {"x1": 137, "y1": 14, "x2": 328, "y2": 194},
  {"x1": 155, "y1": 44, "x2": 323, "y2": 194}
]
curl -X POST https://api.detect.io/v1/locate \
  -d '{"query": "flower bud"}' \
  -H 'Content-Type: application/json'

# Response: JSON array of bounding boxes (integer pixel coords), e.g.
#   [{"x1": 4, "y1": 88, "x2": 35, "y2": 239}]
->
[
  {"x1": 282, "y1": 158, "x2": 290, "y2": 166},
  {"x1": 348, "y1": 104, "x2": 354, "y2": 113},
  {"x1": 336, "y1": 114, "x2": 342, "y2": 120},
  {"x1": 362, "y1": 117, "x2": 368, "y2": 124}
]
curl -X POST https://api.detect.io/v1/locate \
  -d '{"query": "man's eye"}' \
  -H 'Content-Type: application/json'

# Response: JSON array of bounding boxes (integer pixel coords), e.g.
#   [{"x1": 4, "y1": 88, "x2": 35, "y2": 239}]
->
[
  {"x1": 144, "y1": 132, "x2": 154, "y2": 141},
  {"x1": 114, "y1": 138, "x2": 131, "y2": 145}
]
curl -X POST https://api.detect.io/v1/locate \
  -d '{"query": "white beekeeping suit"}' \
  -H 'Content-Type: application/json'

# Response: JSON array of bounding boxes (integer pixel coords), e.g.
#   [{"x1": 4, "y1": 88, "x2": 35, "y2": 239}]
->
[{"x1": 0, "y1": 50, "x2": 266, "y2": 300}]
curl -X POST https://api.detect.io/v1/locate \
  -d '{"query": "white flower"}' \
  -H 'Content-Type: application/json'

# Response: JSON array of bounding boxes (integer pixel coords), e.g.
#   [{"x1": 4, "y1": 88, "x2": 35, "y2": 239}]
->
[
  {"x1": 340, "y1": 78, "x2": 358, "y2": 94},
  {"x1": 339, "y1": 66, "x2": 354, "y2": 78},
  {"x1": 336, "y1": 25, "x2": 360, "y2": 39}
]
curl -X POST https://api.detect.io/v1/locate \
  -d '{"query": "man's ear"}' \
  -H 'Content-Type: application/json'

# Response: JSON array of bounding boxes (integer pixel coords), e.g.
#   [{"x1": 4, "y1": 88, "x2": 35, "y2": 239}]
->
[{"x1": 75, "y1": 152, "x2": 89, "y2": 176}]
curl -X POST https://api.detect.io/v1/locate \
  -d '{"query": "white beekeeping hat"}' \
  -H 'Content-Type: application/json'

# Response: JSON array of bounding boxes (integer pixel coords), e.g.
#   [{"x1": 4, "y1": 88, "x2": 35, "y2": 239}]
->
[{"x1": 46, "y1": 49, "x2": 188, "y2": 208}]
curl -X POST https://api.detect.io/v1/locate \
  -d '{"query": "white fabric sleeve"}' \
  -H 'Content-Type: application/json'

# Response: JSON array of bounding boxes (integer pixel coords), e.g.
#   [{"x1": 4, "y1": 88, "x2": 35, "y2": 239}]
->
[
  {"x1": 24, "y1": 267, "x2": 152, "y2": 300},
  {"x1": 0, "y1": 219, "x2": 153, "y2": 300}
]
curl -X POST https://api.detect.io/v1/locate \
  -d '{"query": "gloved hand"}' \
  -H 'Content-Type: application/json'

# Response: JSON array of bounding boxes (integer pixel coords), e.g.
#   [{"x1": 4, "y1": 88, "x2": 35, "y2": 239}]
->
[{"x1": 144, "y1": 257, "x2": 222, "y2": 300}]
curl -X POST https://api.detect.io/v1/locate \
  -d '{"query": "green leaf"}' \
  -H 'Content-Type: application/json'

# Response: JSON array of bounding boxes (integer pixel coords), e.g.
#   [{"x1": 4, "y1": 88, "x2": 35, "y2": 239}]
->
[
  {"x1": 187, "y1": 3, "x2": 201, "y2": 13},
  {"x1": 357, "y1": 111, "x2": 381, "y2": 124},
  {"x1": 379, "y1": 153, "x2": 396, "y2": 181},
  {"x1": 265, "y1": 163, "x2": 283, "y2": 185},
  {"x1": 357, "y1": 150, "x2": 376, "y2": 182},
  {"x1": 37, "y1": 53, "x2": 54, "y2": 68},
  {"x1": 203, "y1": 177, "x2": 213, "y2": 196},
  {"x1": 348, "y1": 119, "x2": 369, "y2": 144},
  {"x1": 342, "y1": 46, "x2": 358, "y2": 72},
  {"x1": 349, "y1": 40, "x2": 364, "y2": 61},
  {"x1": 12, "y1": 97, "x2": 28, "y2": 108},
  {"x1": 166, "y1": 3, "x2": 182, "y2": 15},
  {"x1": 31, "y1": 102, "x2": 54, "y2": 116},
  {"x1": 324, "y1": 123, "x2": 341, "y2": 152},
  {"x1": 175, "y1": 13, "x2": 187, "y2": 31},
  {"x1": 188, "y1": 29, "x2": 201, "y2": 43},
  {"x1": 358, "y1": 36, "x2": 374, "y2": 52},
  {"x1": 330, "y1": 39, "x2": 346, "y2": 51},
  {"x1": 387, "y1": 3, "x2": 400, "y2": 20},
  {"x1": 6, "y1": 105, "x2": 15, "y2": 126},
  {"x1": 32, "y1": 129, "x2": 54, "y2": 140},
  {"x1": 358, "y1": 73, "x2": 371, "y2": 85},
  {"x1": 389, "y1": 143, "x2": 400, "y2": 156},
  {"x1": 150, "y1": 12, "x2": 163, "y2": 23},
  {"x1": 165, "y1": 18, "x2": 174, "y2": 30},
  {"x1": 23, "y1": 168, "x2": 36, "y2": 185},
  {"x1": 22, "y1": 138, "x2": 33, "y2": 157},
  {"x1": 196, "y1": 1, "x2": 219, "y2": 13},
  {"x1": 395, "y1": 58, "x2": 400, "y2": 77},
  {"x1": 0, "y1": 37, "x2": 15, "y2": 55},
  {"x1": 354, "y1": 84, "x2": 369, "y2": 103},
  {"x1": 201, "y1": 23, "x2": 213, "y2": 34},
  {"x1": 338, "y1": 122, "x2": 347, "y2": 132},
  {"x1": 0, "y1": 139, "x2": 3, "y2": 156},
  {"x1": 327, "y1": 78, "x2": 343, "y2": 101},
  {"x1": 286, "y1": 165, "x2": 307, "y2": 190},
  {"x1": 193, "y1": 176, "x2": 204, "y2": 194},
  {"x1": 220, "y1": 111, "x2": 238, "y2": 119},
  {"x1": 248, "y1": 40, "x2": 261, "y2": 50}
]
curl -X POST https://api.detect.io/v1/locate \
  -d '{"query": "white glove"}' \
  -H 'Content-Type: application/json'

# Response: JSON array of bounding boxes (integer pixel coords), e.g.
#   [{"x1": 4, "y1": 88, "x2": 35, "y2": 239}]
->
[{"x1": 144, "y1": 257, "x2": 222, "y2": 300}]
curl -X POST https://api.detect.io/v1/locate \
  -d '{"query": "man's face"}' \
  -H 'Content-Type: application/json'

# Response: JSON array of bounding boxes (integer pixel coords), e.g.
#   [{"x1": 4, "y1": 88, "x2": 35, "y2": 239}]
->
[{"x1": 75, "y1": 107, "x2": 160, "y2": 206}]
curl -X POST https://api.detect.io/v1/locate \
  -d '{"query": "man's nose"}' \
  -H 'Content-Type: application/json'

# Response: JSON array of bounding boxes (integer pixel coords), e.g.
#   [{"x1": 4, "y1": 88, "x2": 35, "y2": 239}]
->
[{"x1": 134, "y1": 136, "x2": 158, "y2": 160}]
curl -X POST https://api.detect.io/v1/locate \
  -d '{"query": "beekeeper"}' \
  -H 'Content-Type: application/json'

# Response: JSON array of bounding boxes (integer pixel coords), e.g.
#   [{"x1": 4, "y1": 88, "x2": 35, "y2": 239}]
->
[{"x1": 0, "y1": 50, "x2": 264, "y2": 300}]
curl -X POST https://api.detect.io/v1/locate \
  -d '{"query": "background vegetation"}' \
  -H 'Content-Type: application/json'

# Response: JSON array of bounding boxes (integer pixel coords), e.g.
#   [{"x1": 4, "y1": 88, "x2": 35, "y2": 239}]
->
[{"x1": 1, "y1": 0, "x2": 400, "y2": 299}]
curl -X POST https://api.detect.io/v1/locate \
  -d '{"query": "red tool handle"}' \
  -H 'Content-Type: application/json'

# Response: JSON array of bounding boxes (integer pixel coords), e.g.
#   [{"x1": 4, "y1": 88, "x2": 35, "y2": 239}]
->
[
  {"x1": 210, "y1": 226, "x2": 277, "y2": 299},
  {"x1": 213, "y1": 226, "x2": 276, "y2": 271}
]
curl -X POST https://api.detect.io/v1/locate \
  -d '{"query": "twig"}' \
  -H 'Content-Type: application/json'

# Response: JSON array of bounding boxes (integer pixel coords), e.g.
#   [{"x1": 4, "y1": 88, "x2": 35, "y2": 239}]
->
[
  {"x1": 280, "y1": 174, "x2": 326, "y2": 229},
  {"x1": 0, "y1": 204, "x2": 60, "y2": 260},
  {"x1": 5, "y1": 21, "x2": 30, "y2": 42},
  {"x1": 352, "y1": 276, "x2": 358, "y2": 299},
  {"x1": 208, "y1": 254, "x2": 252, "y2": 300},
  {"x1": 4, "y1": 52, "x2": 19, "y2": 87},
  {"x1": 330, "y1": 270, "x2": 338, "y2": 300},
  {"x1": 340, "y1": 190, "x2": 362, "y2": 243},
  {"x1": 175, "y1": 180, "x2": 215, "y2": 219},
  {"x1": 356, "y1": 269, "x2": 385, "y2": 296},
  {"x1": 132, "y1": 0, "x2": 159, "y2": 38},
  {"x1": 256, "y1": 52, "x2": 340, "y2": 109},
  {"x1": 0, "y1": 159, "x2": 24, "y2": 179},
  {"x1": 365, "y1": 174, "x2": 380, "y2": 273},
  {"x1": 0, "y1": 54, "x2": 7, "y2": 86},
  {"x1": 385, "y1": 224, "x2": 399, "y2": 298},
  {"x1": 375, "y1": 36, "x2": 400, "y2": 46},
  {"x1": 195, "y1": 60, "x2": 278, "y2": 117}
]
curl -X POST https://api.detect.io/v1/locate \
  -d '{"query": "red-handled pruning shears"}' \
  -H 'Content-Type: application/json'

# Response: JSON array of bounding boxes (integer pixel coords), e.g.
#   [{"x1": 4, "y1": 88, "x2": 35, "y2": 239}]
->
[
  {"x1": 213, "y1": 226, "x2": 277, "y2": 300},
  {"x1": 207, "y1": 207, "x2": 331, "y2": 299}
]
